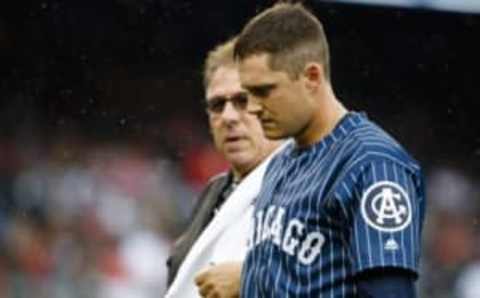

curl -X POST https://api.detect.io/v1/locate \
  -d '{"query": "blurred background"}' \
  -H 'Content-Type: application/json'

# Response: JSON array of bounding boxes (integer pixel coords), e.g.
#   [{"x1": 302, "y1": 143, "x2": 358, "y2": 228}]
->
[{"x1": 0, "y1": 0, "x2": 478, "y2": 297}]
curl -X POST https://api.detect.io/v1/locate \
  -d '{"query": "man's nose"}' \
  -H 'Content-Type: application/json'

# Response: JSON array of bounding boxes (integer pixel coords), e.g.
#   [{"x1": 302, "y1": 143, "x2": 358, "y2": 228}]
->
[{"x1": 220, "y1": 101, "x2": 240, "y2": 121}]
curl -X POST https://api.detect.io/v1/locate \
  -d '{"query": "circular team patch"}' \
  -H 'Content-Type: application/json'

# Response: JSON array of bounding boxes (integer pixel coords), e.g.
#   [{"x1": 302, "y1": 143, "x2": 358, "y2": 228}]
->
[{"x1": 360, "y1": 181, "x2": 412, "y2": 233}]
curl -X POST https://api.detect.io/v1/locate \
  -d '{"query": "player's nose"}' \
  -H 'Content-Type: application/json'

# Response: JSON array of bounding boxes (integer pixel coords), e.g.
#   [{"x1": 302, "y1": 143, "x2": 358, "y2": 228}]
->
[{"x1": 247, "y1": 96, "x2": 262, "y2": 116}]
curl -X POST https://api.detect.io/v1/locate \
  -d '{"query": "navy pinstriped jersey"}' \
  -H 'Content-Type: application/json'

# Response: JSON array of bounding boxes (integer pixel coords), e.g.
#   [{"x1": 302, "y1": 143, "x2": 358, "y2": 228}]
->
[{"x1": 241, "y1": 112, "x2": 426, "y2": 297}]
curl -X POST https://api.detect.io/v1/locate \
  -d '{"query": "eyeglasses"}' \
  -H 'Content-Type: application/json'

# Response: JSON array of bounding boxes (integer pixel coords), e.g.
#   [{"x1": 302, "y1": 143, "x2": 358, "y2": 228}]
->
[{"x1": 205, "y1": 92, "x2": 249, "y2": 114}]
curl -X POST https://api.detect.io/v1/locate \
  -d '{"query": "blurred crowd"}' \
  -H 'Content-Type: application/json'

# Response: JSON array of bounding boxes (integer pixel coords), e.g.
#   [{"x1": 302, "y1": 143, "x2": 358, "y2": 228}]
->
[
  {"x1": 420, "y1": 165, "x2": 480, "y2": 298},
  {"x1": 0, "y1": 0, "x2": 478, "y2": 297},
  {"x1": 0, "y1": 124, "x2": 229, "y2": 298},
  {"x1": 0, "y1": 124, "x2": 478, "y2": 298}
]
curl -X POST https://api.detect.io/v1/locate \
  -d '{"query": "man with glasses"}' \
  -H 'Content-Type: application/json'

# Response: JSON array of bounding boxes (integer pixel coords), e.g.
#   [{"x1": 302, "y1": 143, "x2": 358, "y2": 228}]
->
[{"x1": 165, "y1": 37, "x2": 283, "y2": 298}]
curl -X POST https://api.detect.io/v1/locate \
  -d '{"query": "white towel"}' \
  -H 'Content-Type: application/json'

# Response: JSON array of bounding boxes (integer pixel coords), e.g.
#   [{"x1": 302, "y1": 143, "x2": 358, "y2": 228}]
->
[{"x1": 165, "y1": 142, "x2": 287, "y2": 298}]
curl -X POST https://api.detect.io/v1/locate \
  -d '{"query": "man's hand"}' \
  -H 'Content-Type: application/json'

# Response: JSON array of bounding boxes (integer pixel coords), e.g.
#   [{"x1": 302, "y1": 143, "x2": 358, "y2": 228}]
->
[{"x1": 194, "y1": 261, "x2": 242, "y2": 298}]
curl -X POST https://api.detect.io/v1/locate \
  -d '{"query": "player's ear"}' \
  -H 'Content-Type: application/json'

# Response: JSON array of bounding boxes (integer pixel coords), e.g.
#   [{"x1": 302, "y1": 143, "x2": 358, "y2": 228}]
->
[{"x1": 303, "y1": 62, "x2": 324, "y2": 92}]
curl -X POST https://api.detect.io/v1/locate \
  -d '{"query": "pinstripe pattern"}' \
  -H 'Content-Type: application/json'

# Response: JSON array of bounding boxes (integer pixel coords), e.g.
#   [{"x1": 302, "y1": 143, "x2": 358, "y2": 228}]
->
[{"x1": 241, "y1": 112, "x2": 426, "y2": 297}]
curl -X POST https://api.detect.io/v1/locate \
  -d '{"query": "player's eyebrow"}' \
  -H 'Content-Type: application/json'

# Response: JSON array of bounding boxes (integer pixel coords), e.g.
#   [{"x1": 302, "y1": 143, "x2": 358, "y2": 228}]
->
[{"x1": 243, "y1": 83, "x2": 277, "y2": 98}]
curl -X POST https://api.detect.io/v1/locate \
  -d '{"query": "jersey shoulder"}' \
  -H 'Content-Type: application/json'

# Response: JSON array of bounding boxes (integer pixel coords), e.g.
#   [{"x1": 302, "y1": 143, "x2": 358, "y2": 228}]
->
[{"x1": 342, "y1": 116, "x2": 421, "y2": 173}]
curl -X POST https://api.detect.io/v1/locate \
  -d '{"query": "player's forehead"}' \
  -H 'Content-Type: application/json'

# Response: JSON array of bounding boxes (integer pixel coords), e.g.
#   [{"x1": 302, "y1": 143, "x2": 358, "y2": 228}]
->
[{"x1": 239, "y1": 54, "x2": 283, "y2": 89}]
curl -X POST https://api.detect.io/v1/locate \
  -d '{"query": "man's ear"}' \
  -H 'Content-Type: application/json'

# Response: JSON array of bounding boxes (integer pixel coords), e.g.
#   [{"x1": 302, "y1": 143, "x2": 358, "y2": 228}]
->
[{"x1": 303, "y1": 62, "x2": 324, "y2": 92}]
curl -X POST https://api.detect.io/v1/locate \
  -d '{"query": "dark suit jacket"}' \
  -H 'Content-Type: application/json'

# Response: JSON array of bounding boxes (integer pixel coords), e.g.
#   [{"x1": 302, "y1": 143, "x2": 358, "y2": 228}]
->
[{"x1": 166, "y1": 171, "x2": 231, "y2": 287}]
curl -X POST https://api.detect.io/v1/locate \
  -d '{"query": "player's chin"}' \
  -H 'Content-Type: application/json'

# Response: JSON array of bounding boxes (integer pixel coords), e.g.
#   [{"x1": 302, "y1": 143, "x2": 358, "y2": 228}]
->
[{"x1": 263, "y1": 129, "x2": 287, "y2": 140}]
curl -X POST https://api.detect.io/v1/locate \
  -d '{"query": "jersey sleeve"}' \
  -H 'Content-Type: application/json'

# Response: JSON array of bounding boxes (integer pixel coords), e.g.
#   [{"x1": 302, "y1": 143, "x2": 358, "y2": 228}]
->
[{"x1": 334, "y1": 159, "x2": 426, "y2": 277}]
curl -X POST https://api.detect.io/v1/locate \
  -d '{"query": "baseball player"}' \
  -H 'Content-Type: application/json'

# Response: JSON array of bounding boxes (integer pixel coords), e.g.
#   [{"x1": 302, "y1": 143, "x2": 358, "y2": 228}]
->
[{"x1": 233, "y1": 3, "x2": 426, "y2": 298}]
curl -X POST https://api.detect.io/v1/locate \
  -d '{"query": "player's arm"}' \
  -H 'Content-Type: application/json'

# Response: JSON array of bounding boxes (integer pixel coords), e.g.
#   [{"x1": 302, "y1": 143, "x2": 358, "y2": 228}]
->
[
  {"x1": 335, "y1": 158, "x2": 425, "y2": 295},
  {"x1": 356, "y1": 267, "x2": 417, "y2": 298}
]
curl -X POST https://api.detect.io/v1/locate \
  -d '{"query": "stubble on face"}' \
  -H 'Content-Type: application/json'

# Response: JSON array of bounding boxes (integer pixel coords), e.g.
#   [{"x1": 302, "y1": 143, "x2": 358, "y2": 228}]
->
[{"x1": 239, "y1": 54, "x2": 314, "y2": 142}]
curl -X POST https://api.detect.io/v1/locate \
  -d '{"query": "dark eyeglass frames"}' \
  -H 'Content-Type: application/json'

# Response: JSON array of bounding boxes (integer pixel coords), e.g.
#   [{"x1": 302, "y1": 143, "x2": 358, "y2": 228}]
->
[{"x1": 205, "y1": 92, "x2": 249, "y2": 114}]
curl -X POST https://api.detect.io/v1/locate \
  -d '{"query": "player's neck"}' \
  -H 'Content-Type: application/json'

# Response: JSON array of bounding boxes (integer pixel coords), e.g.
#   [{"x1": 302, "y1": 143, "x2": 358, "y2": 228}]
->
[{"x1": 295, "y1": 86, "x2": 347, "y2": 148}]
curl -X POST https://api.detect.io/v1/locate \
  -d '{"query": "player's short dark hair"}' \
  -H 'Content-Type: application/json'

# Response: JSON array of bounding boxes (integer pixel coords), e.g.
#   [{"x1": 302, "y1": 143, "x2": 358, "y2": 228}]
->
[{"x1": 234, "y1": 2, "x2": 330, "y2": 81}]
